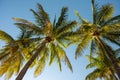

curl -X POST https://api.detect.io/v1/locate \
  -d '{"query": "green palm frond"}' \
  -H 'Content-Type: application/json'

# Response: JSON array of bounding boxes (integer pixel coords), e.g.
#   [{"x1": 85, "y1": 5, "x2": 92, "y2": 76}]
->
[
  {"x1": 91, "y1": 0, "x2": 99, "y2": 24},
  {"x1": 101, "y1": 15, "x2": 120, "y2": 27},
  {"x1": 56, "y1": 7, "x2": 68, "y2": 27},
  {"x1": 85, "y1": 69, "x2": 101, "y2": 80},
  {"x1": 90, "y1": 39, "x2": 97, "y2": 61},
  {"x1": 13, "y1": 18, "x2": 42, "y2": 35},
  {"x1": 34, "y1": 46, "x2": 48, "y2": 76},
  {"x1": 37, "y1": 3, "x2": 49, "y2": 22},
  {"x1": 57, "y1": 21, "x2": 77, "y2": 37},
  {"x1": 102, "y1": 35, "x2": 120, "y2": 46},
  {"x1": 75, "y1": 11, "x2": 88, "y2": 24},
  {"x1": 56, "y1": 52, "x2": 62, "y2": 71},
  {"x1": 75, "y1": 35, "x2": 92, "y2": 59},
  {"x1": 0, "y1": 30, "x2": 14, "y2": 43},
  {"x1": 34, "y1": 56, "x2": 46, "y2": 76},
  {"x1": 30, "y1": 3, "x2": 50, "y2": 28},
  {"x1": 57, "y1": 39, "x2": 69, "y2": 48},
  {"x1": 101, "y1": 24, "x2": 120, "y2": 33},
  {"x1": 30, "y1": 9, "x2": 44, "y2": 27},
  {"x1": 17, "y1": 27, "x2": 33, "y2": 39},
  {"x1": 97, "y1": 4, "x2": 114, "y2": 25},
  {"x1": 56, "y1": 44, "x2": 73, "y2": 70},
  {"x1": 53, "y1": 15, "x2": 56, "y2": 28},
  {"x1": 49, "y1": 43, "x2": 56, "y2": 65},
  {"x1": 58, "y1": 32, "x2": 80, "y2": 46},
  {"x1": 86, "y1": 63, "x2": 96, "y2": 69},
  {"x1": 55, "y1": 44, "x2": 65, "y2": 71},
  {"x1": 65, "y1": 55, "x2": 73, "y2": 72}
]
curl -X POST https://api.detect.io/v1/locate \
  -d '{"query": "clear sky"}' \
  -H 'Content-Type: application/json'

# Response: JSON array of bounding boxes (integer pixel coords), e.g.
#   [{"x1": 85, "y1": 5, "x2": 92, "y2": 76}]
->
[{"x1": 0, "y1": 0, "x2": 120, "y2": 80}]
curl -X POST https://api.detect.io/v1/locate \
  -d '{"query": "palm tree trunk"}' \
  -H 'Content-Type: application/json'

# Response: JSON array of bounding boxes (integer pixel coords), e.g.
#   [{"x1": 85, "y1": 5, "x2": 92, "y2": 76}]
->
[
  {"x1": 95, "y1": 36, "x2": 120, "y2": 79},
  {"x1": 15, "y1": 40, "x2": 47, "y2": 80}
]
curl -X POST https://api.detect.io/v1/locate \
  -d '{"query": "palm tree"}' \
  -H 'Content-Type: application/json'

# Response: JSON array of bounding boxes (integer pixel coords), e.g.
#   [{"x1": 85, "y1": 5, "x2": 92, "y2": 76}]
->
[
  {"x1": 0, "y1": 28, "x2": 36, "y2": 80},
  {"x1": 85, "y1": 54, "x2": 119, "y2": 80},
  {"x1": 13, "y1": 3, "x2": 77, "y2": 80},
  {"x1": 75, "y1": 0, "x2": 120, "y2": 79}
]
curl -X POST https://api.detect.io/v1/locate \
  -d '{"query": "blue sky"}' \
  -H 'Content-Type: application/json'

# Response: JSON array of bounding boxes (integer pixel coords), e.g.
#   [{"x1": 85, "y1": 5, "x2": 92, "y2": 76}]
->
[{"x1": 0, "y1": 0, "x2": 120, "y2": 80}]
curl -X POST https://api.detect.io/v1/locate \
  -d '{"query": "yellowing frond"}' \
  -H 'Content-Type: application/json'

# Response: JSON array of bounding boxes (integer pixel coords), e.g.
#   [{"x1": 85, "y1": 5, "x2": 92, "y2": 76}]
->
[
  {"x1": 13, "y1": 54, "x2": 21, "y2": 74},
  {"x1": 0, "y1": 62, "x2": 9, "y2": 76},
  {"x1": 34, "y1": 57, "x2": 46, "y2": 76},
  {"x1": 6, "y1": 67, "x2": 14, "y2": 80},
  {"x1": 0, "y1": 30, "x2": 14, "y2": 43}
]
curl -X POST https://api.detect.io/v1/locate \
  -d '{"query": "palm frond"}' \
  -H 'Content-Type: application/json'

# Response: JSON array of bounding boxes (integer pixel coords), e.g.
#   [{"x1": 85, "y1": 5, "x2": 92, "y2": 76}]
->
[
  {"x1": 34, "y1": 46, "x2": 48, "y2": 76},
  {"x1": 34, "y1": 56, "x2": 46, "y2": 76},
  {"x1": 49, "y1": 43, "x2": 56, "y2": 65},
  {"x1": 97, "y1": 4, "x2": 114, "y2": 25},
  {"x1": 58, "y1": 32, "x2": 81, "y2": 47},
  {"x1": 6, "y1": 67, "x2": 14, "y2": 80},
  {"x1": 13, "y1": 53, "x2": 21, "y2": 74},
  {"x1": 37, "y1": 3, "x2": 50, "y2": 22},
  {"x1": 65, "y1": 55, "x2": 73, "y2": 72},
  {"x1": 102, "y1": 34, "x2": 120, "y2": 46},
  {"x1": 0, "y1": 63, "x2": 9, "y2": 76},
  {"x1": 0, "y1": 49, "x2": 10, "y2": 60},
  {"x1": 56, "y1": 7, "x2": 68, "y2": 28},
  {"x1": 0, "y1": 30, "x2": 14, "y2": 43},
  {"x1": 85, "y1": 69, "x2": 101, "y2": 80},
  {"x1": 30, "y1": 9, "x2": 44, "y2": 27},
  {"x1": 57, "y1": 21, "x2": 77, "y2": 37},
  {"x1": 14, "y1": 22, "x2": 42, "y2": 35},
  {"x1": 57, "y1": 39, "x2": 68, "y2": 48},
  {"x1": 53, "y1": 15, "x2": 56, "y2": 28},
  {"x1": 92, "y1": 0, "x2": 99, "y2": 24},
  {"x1": 75, "y1": 35, "x2": 92, "y2": 59},
  {"x1": 55, "y1": 44, "x2": 64, "y2": 71},
  {"x1": 56, "y1": 53, "x2": 62, "y2": 71},
  {"x1": 75, "y1": 11, "x2": 88, "y2": 24},
  {"x1": 86, "y1": 63, "x2": 96, "y2": 69},
  {"x1": 101, "y1": 15, "x2": 120, "y2": 27},
  {"x1": 89, "y1": 39, "x2": 97, "y2": 62},
  {"x1": 17, "y1": 27, "x2": 33, "y2": 39}
]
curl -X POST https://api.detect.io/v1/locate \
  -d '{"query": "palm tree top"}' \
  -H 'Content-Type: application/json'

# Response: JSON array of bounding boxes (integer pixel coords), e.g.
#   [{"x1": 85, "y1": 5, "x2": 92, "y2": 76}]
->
[{"x1": 12, "y1": 3, "x2": 77, "y2": 79}]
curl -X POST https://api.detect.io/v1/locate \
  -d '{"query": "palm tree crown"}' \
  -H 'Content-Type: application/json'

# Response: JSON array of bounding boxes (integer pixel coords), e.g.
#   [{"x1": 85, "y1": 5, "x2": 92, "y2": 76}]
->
[
  {"x1": 13, "y1": 3, "x2": 77, "y2": 80},
  {"x1": 75, "y1": 0, "x2": 120, "y2": 79}
]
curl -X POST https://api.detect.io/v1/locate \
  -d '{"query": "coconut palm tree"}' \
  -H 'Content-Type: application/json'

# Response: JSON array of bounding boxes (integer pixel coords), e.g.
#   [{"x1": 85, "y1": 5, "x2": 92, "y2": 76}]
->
[
  {"x1": 0, "y1": 28, "x2": 36, "y2": 80},
  {"x1": 75, "y1": 0, "x2": 120, "y2": 79},
  {"x1": 13, "y1": 3, "x2": 77, "y2": 80}
]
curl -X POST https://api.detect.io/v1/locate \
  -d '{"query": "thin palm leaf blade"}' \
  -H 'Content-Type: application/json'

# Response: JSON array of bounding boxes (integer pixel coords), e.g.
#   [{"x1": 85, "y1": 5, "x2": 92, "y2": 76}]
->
[{"x1": 65, "y1": 55, "x2": 73, "y2": 72}]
